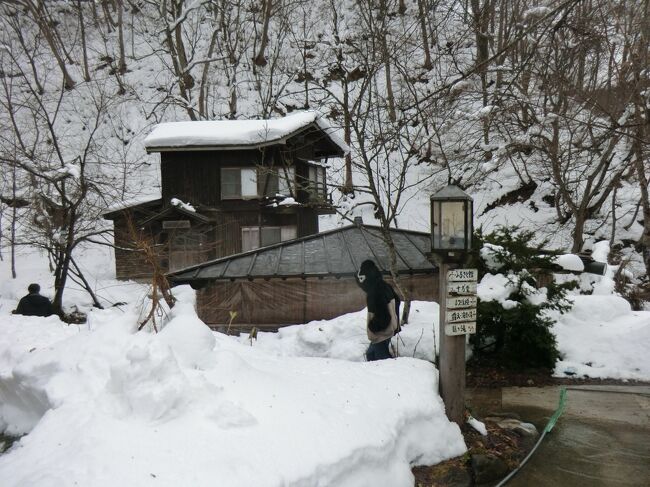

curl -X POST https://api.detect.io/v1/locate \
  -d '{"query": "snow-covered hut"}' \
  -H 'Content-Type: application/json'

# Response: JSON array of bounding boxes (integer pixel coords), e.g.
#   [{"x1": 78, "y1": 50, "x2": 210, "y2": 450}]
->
[{"x1": 167, "y1": 222, "x2": 438, "y2": 332}]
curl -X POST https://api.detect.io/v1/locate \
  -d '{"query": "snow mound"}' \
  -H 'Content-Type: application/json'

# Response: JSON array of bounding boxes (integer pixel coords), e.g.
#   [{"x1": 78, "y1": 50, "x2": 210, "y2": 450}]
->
[
  {"x1": 0, "y1": 293, "x2": 465, "y2": 487},
  {"x1": 158, "y1": 287, "x2": 216, "y2": 368},
  {"x1": 105, "y1": 340, "x2": 190, "y2": 421},
  {"x1": 241, "y1": 301, "x2": 443, "y2": 362},
  {"x1": 568, "y1": 294, "x2": 631, "y2": 323},
  {"x1": 553, "y1": 295, "x2": 650, "y2": 380}
]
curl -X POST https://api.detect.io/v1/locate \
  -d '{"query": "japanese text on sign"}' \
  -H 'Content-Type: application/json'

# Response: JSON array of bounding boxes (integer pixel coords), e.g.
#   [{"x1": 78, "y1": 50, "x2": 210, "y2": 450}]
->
[
  {"x1": 447, "y1": 282, "x2": 477, "y2": 296},
  {"x1": 445, "y1": 322, "x2": 477, "y2": 336},
  {"x1": 447, "y1": 296, "x2": 477, "y2": 309},
  {"x1": 447, "y1": 269, "x2": 478, "y2": 282},
  {"x1": 446, "y1": 309, "x2": 477, "y2": 323}
]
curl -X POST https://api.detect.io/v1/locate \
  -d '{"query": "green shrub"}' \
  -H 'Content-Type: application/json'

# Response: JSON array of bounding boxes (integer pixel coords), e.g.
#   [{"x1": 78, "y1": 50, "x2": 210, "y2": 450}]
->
[{"x1": 470, "y1": 226, "x2": 575, "y2": 370}]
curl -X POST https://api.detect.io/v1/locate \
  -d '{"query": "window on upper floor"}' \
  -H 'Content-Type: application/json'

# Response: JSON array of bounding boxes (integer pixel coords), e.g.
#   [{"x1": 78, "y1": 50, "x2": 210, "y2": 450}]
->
[
  {"x1": 221, "y1": 167, "x2": 295, "y2": 200},
  {"x1": 221, "y1": 167, "x2": 258, "y2": 199},
  {"x1": 258, "y1": 166, "x2": 295, "y2": 198},
  {"x1": 306, "y1": 165, "x2": 327, "y2": 201}
]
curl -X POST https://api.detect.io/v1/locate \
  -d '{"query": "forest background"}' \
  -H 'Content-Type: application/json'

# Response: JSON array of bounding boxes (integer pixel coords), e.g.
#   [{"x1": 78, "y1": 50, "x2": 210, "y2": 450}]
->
[{"x1": 0, "y1": 0, "x2": 648, "y2": 311}]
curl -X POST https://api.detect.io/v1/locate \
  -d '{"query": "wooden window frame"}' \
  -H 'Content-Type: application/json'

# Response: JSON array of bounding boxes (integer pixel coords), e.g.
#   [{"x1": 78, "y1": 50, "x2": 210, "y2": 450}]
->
[
  {"x1": 221, "y1": 167, "x2": 259, "y2": 200},
  {"x1": 241, "y1": 224, "x2": 298, "y2": 251}
]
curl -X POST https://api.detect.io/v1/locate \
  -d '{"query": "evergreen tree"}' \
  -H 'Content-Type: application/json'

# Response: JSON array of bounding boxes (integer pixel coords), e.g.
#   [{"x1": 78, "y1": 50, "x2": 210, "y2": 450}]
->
[{"x1": 471, "y1": 226, "x2": 575, "y2": 369}]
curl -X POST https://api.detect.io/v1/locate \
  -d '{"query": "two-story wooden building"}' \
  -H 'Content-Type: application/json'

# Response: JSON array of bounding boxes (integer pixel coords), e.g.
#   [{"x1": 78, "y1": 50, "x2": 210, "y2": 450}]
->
[{"x1": 103, "y1": 111, "x2": 349, "y2": 280}]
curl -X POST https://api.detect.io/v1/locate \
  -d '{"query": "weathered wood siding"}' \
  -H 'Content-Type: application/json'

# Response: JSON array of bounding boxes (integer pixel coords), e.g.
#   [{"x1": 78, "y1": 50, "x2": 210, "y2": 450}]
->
[
  {"x1": 195, "y1": 273, "x2": 438, "y2": 332},
  {"x1": 161, "y1": 150, "x2": 264, "y2": 206},
  {"x1": 113, "y1": 216, "x2": 164, "y2": 281},
  {"x1": 113, "y1": 213, "x2": 214, "y2": 280}
]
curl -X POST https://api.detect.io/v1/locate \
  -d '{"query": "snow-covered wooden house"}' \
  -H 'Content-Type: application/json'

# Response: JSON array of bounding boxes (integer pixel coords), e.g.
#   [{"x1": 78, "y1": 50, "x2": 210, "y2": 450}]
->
[{"x1": 103, "y1": 111, "x2": 348, "y2": 280}]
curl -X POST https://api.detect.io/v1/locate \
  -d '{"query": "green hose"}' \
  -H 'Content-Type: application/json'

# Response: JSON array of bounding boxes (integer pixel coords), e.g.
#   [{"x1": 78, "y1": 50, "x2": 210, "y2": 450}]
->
[
  {"x1": 544, "y1": 387, "x2": 567, "y2": 433},
  {"x1": 494, "y1": 387, "x2": 567, "y2": 486}
]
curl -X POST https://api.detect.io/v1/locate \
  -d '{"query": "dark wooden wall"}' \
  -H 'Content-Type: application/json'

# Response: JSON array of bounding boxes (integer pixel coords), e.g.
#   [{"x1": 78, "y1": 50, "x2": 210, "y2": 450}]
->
[
  {"x1": 161, "y1": 150, "x2": 265, "y2": 206},
  {"x1": 112, "y1": 217, "x2": 164, "y2": 281},
  {"x1": 113, "y1": 213, "x2": 215, "y2": 280},
  {"x1": 195, "y1": 273, "x2": 438, "y2": 332}
]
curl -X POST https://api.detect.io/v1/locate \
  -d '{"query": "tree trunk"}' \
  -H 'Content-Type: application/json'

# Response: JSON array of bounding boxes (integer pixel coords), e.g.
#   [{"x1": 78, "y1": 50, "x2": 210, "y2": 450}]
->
[
  {"x1": 633, "y1": 0, "x2": 650, "y2": 275},
  {"x1": 572, "y1": 211, "x2": 586, "y2": 253},
  {"x1": 254, "y1": 0, "x2": 273, "y2": 67},
  {"x1": 10, "y1": 166, "x2": 17, "y2": 279},
  {"x1": 383, "y1": 223, "x2": 411, "y2": 324},
  {"x1": 101, "y1": 0, "x2": 116, "y2": 32},
  {"x1": 162, "y1": 0, "x2": 197, "y2": 120},
  {"x1": 199, "y1": 30, "x2": 219, "y2": 119},
  {"x1": 471, "y1": 0, "x2": 492, "y2": 151},
  {"x1": 378, "y1": 1, "x2": 397, "y2": 122},
  {"x1": 632, "y1": 106, "x2": 650, "y2": 275},
  {"x1": 52, "y1": 218, "x2": 76, "y2": 315},
  {"x1": 342, "y1": 84, "x2": 354, "y2": 194},
  {"x1": 229, "y1": 79, "x2": 238, "y2": 119},
  {"x1": 77, "y1": 0, "x2": 92, "y2": 82},
  {"x1": 117, "y1": 0, "x2": 127, "y2": 74},
  {"x1": 70, "y1": 258, "x2": 104, "y2": 309},
  {"x1": 417, "y1": 0, "x2": 433, "y2": 70}
]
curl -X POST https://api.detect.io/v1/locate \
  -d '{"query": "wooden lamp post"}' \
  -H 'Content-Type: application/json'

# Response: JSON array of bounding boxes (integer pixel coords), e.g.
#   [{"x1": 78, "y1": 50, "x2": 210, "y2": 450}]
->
[{"x1": 430, "y1": 185, "x2": 475, "y2": 425}]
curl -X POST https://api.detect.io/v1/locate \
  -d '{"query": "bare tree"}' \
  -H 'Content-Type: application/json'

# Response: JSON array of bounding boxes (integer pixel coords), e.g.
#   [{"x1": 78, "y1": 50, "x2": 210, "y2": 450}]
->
[
  {"x1": 0, "y1": 6, "x2": 136, "y2": 314},
  {"x1": 8, "y1": 0, "x2": 77, "y2": 90},
  {"x1": 125, "y1": 214, "x2": 176, "y2": 331}
]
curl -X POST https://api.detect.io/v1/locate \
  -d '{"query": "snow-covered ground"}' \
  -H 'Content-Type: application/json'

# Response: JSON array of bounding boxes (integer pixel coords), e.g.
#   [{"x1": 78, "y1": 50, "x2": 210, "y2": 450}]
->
[
  {"x1": 553, "y1": 295, "x2": 650, "y2": 381},
  {"x1": 1, "y1": 247, "x2": 649, "y2": 486},
  {"x1": 0, "y1": 268, "x2": 464, "y2": 486}
]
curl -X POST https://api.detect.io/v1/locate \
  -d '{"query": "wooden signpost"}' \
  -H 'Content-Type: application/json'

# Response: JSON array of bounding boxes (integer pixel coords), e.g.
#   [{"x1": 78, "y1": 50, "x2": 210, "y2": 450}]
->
[
  {"x1": 430, "y1": 185, "x2": 475, "y2": 425},
  {"x1": 438, "y1": 265, "x2": 478, "y2": 424}
]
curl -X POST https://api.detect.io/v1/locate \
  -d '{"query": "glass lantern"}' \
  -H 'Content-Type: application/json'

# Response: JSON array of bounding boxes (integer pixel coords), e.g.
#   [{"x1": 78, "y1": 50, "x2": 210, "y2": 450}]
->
[{"x1": 430, "y1": 185, "x2": 473, "y2": 254}]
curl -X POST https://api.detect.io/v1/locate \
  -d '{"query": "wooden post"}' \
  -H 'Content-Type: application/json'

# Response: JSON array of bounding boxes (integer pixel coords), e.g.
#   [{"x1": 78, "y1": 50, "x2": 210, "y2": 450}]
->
[{"x1": 438, "y1": 261, "x2": 466, "y2": 425}]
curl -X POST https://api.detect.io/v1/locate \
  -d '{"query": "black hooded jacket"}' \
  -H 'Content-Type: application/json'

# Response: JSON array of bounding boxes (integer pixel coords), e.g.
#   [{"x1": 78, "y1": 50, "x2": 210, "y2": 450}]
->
[{"x1": 357, "y1": 260, "x2": 401, "y2": 336}]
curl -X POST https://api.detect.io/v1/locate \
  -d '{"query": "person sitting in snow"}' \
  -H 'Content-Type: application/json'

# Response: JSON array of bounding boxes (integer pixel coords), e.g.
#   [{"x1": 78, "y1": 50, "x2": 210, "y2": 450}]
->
[
  {"x1": 356, "y1": 260, "x2": 401, "y2": 361},
  {"x1": 13, "y1": 283, "x2": 54, "y2": 317}
]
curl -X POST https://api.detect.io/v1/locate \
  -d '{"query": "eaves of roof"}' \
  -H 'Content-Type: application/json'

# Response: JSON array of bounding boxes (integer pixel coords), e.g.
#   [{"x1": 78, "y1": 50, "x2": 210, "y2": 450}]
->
[
  {"x1": 102, "y1": 198, "x2": 163, "y2": 219},
  {"x1": 140, "y1": 205, "x2": 212, "y2": 226}
]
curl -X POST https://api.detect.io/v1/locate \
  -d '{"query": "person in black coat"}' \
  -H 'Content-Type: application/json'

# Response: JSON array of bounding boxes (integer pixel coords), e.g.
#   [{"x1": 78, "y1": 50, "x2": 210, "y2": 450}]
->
[
  {"x1": 356, "y1": 260, "x2": 401, "y2": 361},
  {"x1": 14, "y1": 283, "x2": 54, "y2": 317}
]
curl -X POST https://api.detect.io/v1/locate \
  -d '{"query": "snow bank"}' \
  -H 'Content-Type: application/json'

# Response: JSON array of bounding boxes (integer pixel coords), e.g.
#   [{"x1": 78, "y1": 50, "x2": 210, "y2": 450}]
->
[
  {"x1": 553, "y1": 295, "x2": 650, "y2": 380},
  {"x1": 0, "y1": 292, "x2": 465, "y2": 487},
  {"x1": 0, "y1": 315, "x2": 80, "y2": 435},
  {"x1": 239, "y1": 301, "x2": 443, "y2": 362}
]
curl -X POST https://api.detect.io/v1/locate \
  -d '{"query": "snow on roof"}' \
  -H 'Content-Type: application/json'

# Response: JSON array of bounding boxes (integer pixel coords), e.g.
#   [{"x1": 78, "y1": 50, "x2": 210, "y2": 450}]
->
[
  {"x1": 102, "y1": 196, "x2": 161, "y2": 216},
  {"x1": 144, "y1": 110, "x2": 349, "y2": 155}
]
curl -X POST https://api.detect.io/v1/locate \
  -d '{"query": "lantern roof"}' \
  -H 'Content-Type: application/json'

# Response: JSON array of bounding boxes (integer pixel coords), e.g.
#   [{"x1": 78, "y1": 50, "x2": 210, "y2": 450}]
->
[{"x1": 430, "y1": 185, "x2": 473, "y2": 201}]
